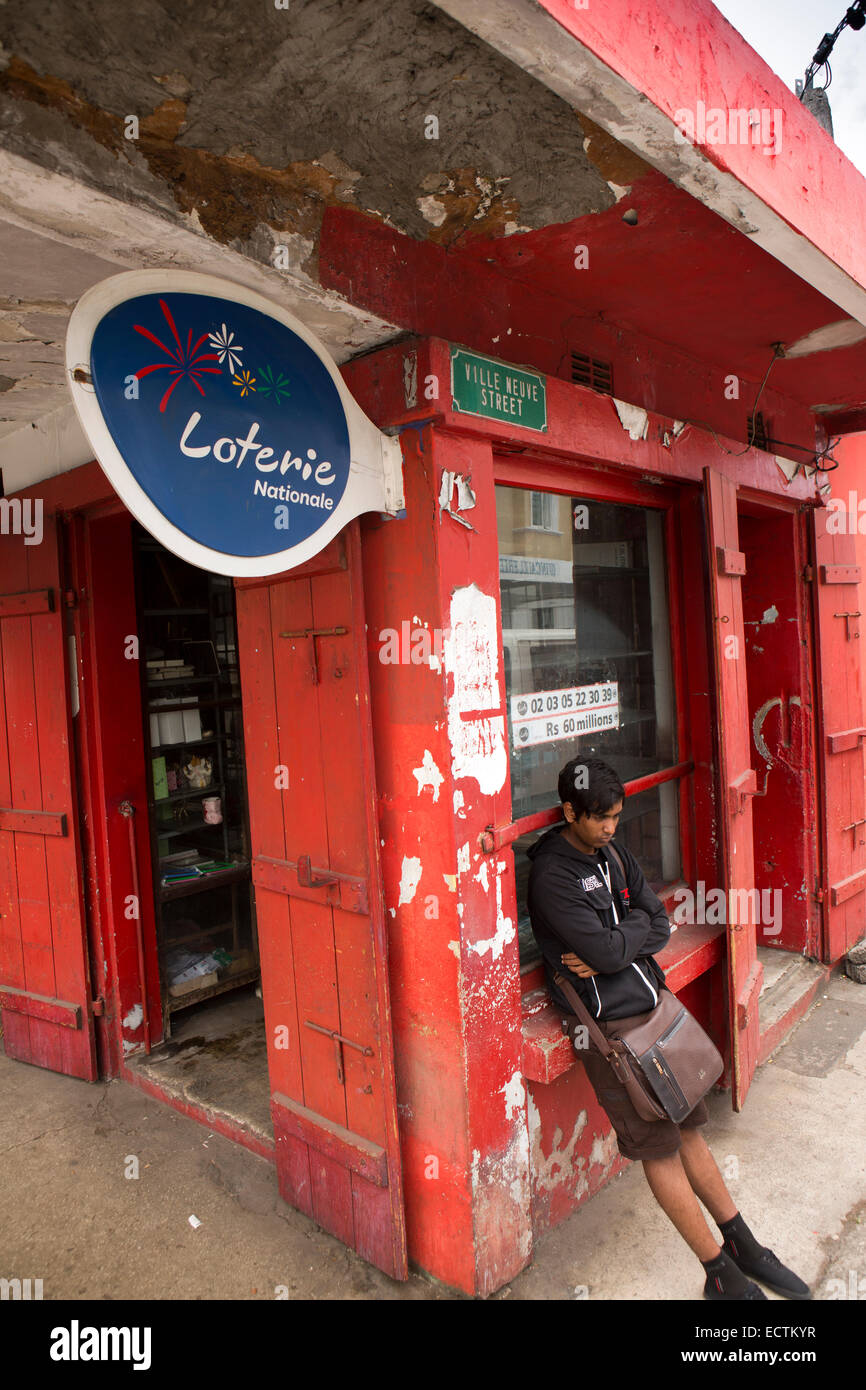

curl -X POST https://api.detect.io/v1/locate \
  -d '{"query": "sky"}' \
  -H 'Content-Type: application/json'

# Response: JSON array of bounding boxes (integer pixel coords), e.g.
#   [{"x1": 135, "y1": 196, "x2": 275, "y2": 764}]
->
[{"x1": 713, "y1": 0, "x2": 866, "y2": 173}]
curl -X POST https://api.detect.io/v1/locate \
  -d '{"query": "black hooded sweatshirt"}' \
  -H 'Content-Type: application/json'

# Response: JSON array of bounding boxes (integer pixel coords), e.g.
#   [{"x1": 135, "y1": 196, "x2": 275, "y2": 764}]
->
[{"x1": 526, "y1": 826, "x2": 671, "y2": 1021}]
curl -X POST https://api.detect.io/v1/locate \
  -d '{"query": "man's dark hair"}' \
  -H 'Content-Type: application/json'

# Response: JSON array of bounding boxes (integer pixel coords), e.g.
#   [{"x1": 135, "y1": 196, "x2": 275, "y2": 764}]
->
[{"x1": 558, "y1": 756, "x2": 624, "y2": 818}]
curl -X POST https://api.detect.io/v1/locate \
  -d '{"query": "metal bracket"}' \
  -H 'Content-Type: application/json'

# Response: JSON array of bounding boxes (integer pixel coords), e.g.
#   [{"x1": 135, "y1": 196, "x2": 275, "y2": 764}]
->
[
  {"x1": 305, "y1": 1020, "x2": 373, "y2": 1085},
  {"x1": 833, "y1": 610, "x2": 861, "y2": 640},
  {"x1": 252, "y1": 854, "x2": 370, "y2": 915},
  {"x1": 297, "y1": 853, "x2": 339, "y2": 889},
  {"x1": 727, "y1": 768, "x2": 768, "y2": 817},
  {"x1": 842, "y1": 817, "x2": 866, "y2": 847},
  {"x1": 278, "y1": 626, "x2": 347, "y2": 683}
]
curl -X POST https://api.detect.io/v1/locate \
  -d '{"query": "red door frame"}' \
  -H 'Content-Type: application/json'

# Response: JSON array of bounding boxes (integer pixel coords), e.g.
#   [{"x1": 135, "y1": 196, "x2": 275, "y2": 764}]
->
[
  {"x1": 66, "y1": 506, "x2": 165, "y2": 1073},
  {"x1": 735, "y1": 489, "x2": 821, "y2": 959}
]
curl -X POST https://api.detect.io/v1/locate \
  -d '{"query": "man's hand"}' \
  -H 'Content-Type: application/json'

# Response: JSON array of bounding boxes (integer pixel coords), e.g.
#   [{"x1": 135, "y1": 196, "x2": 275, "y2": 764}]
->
[{"x1": 562, "y1": 951, "x2": 599, "y2": 978}]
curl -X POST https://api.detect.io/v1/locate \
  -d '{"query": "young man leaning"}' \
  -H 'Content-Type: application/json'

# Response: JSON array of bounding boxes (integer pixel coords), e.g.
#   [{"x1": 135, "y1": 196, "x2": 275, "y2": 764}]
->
[{"x1": 527, "y1": 755, "x2": 810, "y2": 1301}]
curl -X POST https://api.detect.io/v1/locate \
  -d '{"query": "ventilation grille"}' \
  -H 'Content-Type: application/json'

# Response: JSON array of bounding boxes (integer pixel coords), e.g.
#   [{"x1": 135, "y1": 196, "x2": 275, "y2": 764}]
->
[{"x1": 570, "y1": 352, "x2": 613, "y2": 395}]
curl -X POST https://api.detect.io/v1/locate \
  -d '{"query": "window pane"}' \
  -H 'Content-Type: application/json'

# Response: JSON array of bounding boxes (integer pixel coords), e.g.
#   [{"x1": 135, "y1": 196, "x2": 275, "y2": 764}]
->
[
  {"x1": 497, "y1": 485, "x2": 682, "y2": 964},
  {"x1": 497, "y1": 488, "x2": 677, "y2": 822}
]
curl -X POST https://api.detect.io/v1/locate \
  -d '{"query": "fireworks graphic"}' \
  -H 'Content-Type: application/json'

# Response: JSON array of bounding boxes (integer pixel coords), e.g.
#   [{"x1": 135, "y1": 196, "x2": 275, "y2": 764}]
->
[
  {"x1": 208, "y1": 323, "x2": 244, "y2": 375},
  {"x1": 134, "y1": 299, "x2": 221, "y2": 413},
  {"x1": 257, "y1": 364, "x2": 291, "y2": 404},
  {"x1": 233, "y1": 369, "x2": 256, "y2": 397}
]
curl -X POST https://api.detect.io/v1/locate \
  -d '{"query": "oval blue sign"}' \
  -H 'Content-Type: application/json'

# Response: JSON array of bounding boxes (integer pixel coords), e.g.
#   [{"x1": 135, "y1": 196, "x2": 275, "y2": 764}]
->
[{"x1": 89, "y1": 291, "x2": 352, "y2": 558}]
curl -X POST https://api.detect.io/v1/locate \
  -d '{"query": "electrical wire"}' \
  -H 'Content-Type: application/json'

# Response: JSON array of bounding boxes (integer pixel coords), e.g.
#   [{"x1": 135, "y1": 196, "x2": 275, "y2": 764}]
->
[
  {"x1": 801, "y1": 4, "x2": 864, "y2": 94},
  {"x1": 667, "y1": 347, "x2": 844, "y2": 476},
  {"x1": 670, "y1": 344, "x2": 784, "y2": 458}
]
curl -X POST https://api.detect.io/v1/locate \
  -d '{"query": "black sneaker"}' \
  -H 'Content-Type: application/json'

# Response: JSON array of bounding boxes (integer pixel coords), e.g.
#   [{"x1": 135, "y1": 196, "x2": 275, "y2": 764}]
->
[
  {"x1": 725, "y1": 1244, "x2": 812, "y2": 1300},
  {"x1": 704, "y1": 1275, "x2": 767, "y2": 1300}
]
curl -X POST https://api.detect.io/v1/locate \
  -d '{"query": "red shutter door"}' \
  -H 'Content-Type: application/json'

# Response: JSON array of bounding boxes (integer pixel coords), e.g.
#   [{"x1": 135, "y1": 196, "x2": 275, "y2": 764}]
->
[
  {"x1": 704, "y1": 469, "x2": 761, "y2": 1110},
  {"x1": 0, "y1": 517, "x2": 97, "y2": 1080},
  {"x1": 812, "y1": 509, "x2": 866, "y2": 959},
  {"x1": 235, "y1": 522, "x2": 407, "y2": 1279}
]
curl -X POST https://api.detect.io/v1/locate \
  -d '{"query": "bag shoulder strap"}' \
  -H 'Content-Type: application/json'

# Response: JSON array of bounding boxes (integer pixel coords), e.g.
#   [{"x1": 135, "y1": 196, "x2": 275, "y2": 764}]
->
[
  {"x1": 604, "y1": 840, "x2": 628, "y2": 892},
  {"x1": 554, "y1": 970, "x2": 618, "y2": 1060}
]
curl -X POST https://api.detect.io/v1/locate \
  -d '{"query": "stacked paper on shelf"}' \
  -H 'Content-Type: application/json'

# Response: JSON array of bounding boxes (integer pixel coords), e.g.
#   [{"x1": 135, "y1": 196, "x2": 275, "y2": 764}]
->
[
  {"x1": 150, "y1": 696, "x2": 184, "y2": 745},
  {"x1": 181, "y1": 696, "x2": 201, "y2": 741}
]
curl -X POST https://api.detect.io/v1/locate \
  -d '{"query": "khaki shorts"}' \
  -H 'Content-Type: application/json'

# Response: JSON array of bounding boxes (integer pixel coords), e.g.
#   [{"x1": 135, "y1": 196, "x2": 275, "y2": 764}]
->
[{"x1": 570, "y1": 995, "x2": 710, "y2": 1161}]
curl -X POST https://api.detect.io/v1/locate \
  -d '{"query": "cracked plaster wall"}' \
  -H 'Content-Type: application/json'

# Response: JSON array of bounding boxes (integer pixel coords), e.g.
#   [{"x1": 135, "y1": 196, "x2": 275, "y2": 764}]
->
[{"x1": 0, "y1": 0, "x2": 614, "y2": 258}]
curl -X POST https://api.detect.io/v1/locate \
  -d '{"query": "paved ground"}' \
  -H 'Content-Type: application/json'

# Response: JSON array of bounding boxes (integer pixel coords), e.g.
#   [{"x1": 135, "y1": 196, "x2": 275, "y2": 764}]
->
[{"x1": 2, "y1": 970, "x2": 865, "y2": 1301}]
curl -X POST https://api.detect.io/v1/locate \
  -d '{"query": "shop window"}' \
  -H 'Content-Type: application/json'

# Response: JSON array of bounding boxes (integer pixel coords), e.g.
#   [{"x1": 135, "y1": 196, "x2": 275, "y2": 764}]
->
[
  {"x1": 495, "y1": 487, "x2": 682, "y2": 964},
  {"x1": 529, "y1": 490, "x2": 559, "y2": 532}
]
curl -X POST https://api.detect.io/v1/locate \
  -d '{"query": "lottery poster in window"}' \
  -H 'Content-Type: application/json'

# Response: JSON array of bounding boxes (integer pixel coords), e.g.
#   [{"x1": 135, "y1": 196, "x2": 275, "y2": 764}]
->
[{"x1": 510, "y1": 682, "x2": 619, "y2": 749}]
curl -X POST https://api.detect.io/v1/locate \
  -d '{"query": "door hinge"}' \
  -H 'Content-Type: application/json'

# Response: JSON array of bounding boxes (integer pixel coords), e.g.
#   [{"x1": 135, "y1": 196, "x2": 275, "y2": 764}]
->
[
  {"x1": 64, "y1": 589, "x2": 78, "y2": 609},
  {"x1": 802, "y1": 565, "x2": 814, "y2": 583},
  {"x1": 813, "y1": 878, "x2": 825, "y2": 904},
  {"x1": 90, "y1": 996, "x2": 105, "y2": 1016}
]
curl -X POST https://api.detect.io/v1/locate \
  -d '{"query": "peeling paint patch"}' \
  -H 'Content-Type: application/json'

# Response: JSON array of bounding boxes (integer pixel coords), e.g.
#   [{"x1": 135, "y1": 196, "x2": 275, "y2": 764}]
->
[
  {"x1": 774, "y1": 454, "x2": 800, "y2": 483},
  {"x1": 468, "y1": 870, "x2": 515, "y2": 962},
  {"x1": 444, "y1": 585, "x2": 507, "y2": 796},
  {"x1": 501, "y1": 1069, "x2": 525, "y2": 1121},
  {"x1": 398, "y1": 855, "x2": 423, "y2": 905},
  {"x1": 412, "y1": 748, "x2": 444, "y2": 802},
  {"x1": 761, "y1": 604, "x2": 779, "y2": 624},
  {"x1": 447, "y1": 940, "x2": 460, "y2": 959},
  {"x1": 613, "y1": 398, "x2": 649, "y2": 441},
  {"x1": 470, "y1": 1125, "x2": 532, "y2": 1268},
  {"x1": 605, "y1": 181, "x2": 631, "y2": 202},
  {"x1": 527, "y1": 1089, "x2": 589, "y2": 1192},
  {"x1": 417, "y1": 194, "x2": 448, "y2": 227},
  {"x1": 453, "y1": 789, "x2": 465, "y2": 818},
  {"x1": 122, "y1": 1003, "x2": 143, "y2": 1031},
  {"x1": 474, "y1": 860, "x2": 490, "y2": 893},
  {"x1": 589, "y1": 1129, "x2": 620, "y2": 1169},
  {"x1": 443, "y1": 873, "x2": 457, "y2": 893},
  {"x1": 439, "y1": 470, "x2": 477, "y2": 529},
  {"x1": 457, "y1": 842, "x2": 471, "y2": 875}
]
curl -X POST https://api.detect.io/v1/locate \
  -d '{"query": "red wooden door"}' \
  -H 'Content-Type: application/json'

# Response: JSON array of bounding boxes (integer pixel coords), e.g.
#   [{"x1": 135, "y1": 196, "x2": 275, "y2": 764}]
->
[
  {"x1": 811, "y1": 509, "x2": 866, "y2": 960},
  {"x1": 0, "y1": 517, "x2": 98, "y2": 1080},
  {"x1": 235, "y1": 522, "x2": 407, "y2": 1279},
  {"x1": 738, "y1": 506, "x2": 819, "y2": 956},
  {"x1": 704, "y1": 469, "x2": 762, "y2": 1110}
]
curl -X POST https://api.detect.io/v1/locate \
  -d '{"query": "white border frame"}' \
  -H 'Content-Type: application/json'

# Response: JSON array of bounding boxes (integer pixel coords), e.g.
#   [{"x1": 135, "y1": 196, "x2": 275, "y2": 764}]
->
[{"x1": 65, "y1": 269, "x2": 404, "y2": 576}]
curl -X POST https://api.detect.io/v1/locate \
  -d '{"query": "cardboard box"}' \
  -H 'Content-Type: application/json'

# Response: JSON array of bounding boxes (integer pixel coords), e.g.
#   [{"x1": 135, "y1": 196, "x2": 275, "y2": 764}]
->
[{"x1": 168, "y1": 970, "x2": 219, "y2": 998}]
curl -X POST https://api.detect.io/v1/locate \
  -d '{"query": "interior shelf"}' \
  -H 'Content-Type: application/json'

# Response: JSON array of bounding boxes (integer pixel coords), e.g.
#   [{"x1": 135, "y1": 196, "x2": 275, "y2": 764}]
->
[
  {"x1": 160, "y1": 863, "x2": 251, "y2": 901},
  {"x1": 167, "y1": 967, "x2": 260, "y2": 1014}
]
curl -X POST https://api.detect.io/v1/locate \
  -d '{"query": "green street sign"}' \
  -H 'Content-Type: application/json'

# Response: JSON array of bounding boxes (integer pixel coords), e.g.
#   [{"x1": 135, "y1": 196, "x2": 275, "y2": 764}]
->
[{"x1": 450, "y1": 348, "x2": 547, "y2": 432}]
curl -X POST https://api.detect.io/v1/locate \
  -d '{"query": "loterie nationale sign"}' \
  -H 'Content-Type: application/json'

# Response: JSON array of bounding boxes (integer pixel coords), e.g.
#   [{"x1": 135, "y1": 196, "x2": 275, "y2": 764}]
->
[{"x1": 66, "y1": 271, "x2": 403, "y2": 576}]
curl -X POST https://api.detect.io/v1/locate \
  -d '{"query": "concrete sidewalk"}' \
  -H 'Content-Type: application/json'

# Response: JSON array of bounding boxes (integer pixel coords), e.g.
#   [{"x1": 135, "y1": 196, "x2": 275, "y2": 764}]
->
[{"x1": 1, "y1": 970, "x2": 864, "y2": 1301}]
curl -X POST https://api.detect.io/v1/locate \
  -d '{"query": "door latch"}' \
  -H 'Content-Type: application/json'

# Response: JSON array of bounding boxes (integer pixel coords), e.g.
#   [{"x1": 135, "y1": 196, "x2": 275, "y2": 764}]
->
[
  {"x1": 278, "y1": 626, "x2": 348, "y2": 683},
  {"x1": 304, "y1": 1020, "x2": 373, "y2": 1085}
]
